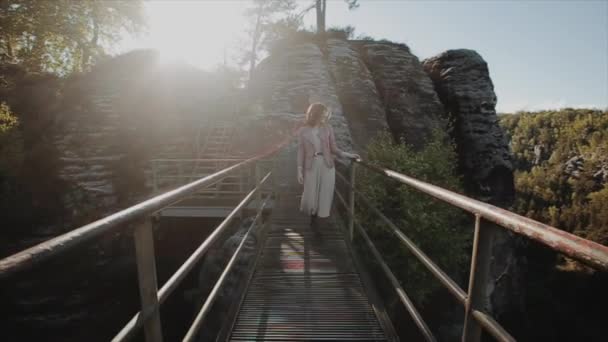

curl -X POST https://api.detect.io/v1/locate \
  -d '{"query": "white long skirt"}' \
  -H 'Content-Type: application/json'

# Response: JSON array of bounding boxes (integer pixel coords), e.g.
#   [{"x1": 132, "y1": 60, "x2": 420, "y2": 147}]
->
[{"x1": 300, "y1": 156, "x2": 335, "y2": 218}]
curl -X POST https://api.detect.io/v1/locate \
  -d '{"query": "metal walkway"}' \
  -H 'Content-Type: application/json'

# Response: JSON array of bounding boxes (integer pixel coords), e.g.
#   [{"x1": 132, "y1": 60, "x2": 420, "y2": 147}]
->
[
  {"x1": 2, "y1": 133, "x2": 608, "y2": 342},
  {"x1": 229, "y1": 197, "x2": 391, "y2": 341}
]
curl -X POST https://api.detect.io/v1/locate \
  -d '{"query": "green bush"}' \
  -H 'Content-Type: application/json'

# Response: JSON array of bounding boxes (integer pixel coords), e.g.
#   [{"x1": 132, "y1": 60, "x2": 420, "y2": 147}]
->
[{"x1": 354, "y1": 131, "x2": 470, "y2": 303}]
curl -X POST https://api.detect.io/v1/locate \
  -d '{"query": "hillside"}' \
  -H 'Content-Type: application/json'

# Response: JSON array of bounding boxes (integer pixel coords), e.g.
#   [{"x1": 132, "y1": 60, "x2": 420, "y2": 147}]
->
[{"x1": 500, "y1": 109, "x2": 608, "y2": 247}]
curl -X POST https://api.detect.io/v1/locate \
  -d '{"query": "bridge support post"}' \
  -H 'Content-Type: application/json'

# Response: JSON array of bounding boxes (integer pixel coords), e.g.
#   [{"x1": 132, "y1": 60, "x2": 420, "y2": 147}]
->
[
  {"x1": 462, "y1": 214, "x2": 496, "y2": 342},
  {"x1": 133, "y1": 219, "x2": 163, "y2": 342},
  {"x1": 348, "y1": 162, "x2": 356, "y2": 241}
]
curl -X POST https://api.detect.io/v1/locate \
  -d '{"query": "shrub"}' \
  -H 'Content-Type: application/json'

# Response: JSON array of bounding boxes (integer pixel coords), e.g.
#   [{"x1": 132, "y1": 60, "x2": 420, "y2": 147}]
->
[{"x1": 353, "y1": 131, "x2": 470, "y2": 303}]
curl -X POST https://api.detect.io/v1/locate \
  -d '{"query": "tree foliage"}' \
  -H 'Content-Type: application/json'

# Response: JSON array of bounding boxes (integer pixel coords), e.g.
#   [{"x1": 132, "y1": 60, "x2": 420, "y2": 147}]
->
[
  {"x1": 242, "y1": 0, "x2": 299, "y2": 79},
  {"x1": 0, "y1": 101, "x2": 22, "y2": 176},
  {"x1": 0, "y1": 0, "x2": 145, "y2": 74},
  {"x1": 354, "y1": 131, "x2": 470, "y2": 302},
  {"x1": 500, "y1": 109, "x2": 608, "y2": 246},
  {"x1": 306, "y1": 0, "x2": 359, "y2": 34}
]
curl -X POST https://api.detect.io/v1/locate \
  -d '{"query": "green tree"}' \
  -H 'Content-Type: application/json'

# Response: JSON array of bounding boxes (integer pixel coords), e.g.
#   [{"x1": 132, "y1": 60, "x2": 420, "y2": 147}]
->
[
  {"x1": 243, "y1": 0, "x2": 298, "y2": 81},
  {"x1": 300, "y1": 0, "x2": 358, "y2": 35},
  {"x1": 0, "y1": 102, "x2": 22, "y2": 176},
  {"x1": 500, "y1": 109, "x2": 608, "y2": 247},
  {"x1": 0, "y1": 0, "x2": 145, "y2": 74}
]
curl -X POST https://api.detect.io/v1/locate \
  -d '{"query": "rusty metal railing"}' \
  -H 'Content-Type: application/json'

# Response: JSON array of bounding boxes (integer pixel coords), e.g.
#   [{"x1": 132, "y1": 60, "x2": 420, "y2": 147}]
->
[
  {"x1": 0, "y1": 136, "x2": 292, "y2": 342},
  {"x1": 334, "y1": 159, "x2": 608, "y2": 342},
  {"x1": 150, "y1": 158, "x2": 275, "y2": 199}
]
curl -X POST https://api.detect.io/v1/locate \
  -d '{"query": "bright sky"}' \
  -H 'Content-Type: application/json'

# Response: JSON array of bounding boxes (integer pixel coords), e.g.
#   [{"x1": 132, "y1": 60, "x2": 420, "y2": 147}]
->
[{"x1": 120, "y1": 0, "x2": 608, "y2": 113}]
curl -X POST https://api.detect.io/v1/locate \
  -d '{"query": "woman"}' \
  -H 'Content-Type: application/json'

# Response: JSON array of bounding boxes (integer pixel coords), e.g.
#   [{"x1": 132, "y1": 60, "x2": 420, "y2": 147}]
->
[{"x1": 297, "y1": 103, "x2": 360, "y2": 231}]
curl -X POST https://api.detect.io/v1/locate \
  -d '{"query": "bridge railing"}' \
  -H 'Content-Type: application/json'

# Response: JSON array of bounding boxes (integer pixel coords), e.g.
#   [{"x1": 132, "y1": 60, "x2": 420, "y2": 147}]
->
[
  {"x1": 0, "y1": 138, "x2": 291, "y2": 342},
  {"x1": 150, "y1": 158, "x2": 275, "y2": 199},
  {"x1": 334, "y1": 159, "x2": 608, "y2": 342}
]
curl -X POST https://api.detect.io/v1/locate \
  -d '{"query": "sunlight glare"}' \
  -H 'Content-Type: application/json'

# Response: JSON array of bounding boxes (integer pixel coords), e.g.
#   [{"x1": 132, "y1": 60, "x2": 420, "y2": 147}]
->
[{"x1": 134, "y1": 1, "x2": 247, "y2": 69}]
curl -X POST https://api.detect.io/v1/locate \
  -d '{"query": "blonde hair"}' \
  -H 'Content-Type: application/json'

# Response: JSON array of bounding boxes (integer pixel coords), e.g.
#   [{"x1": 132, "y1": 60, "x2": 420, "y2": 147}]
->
[{"x1": 305, "y1": 103, "x2": 330, "y2": 126}]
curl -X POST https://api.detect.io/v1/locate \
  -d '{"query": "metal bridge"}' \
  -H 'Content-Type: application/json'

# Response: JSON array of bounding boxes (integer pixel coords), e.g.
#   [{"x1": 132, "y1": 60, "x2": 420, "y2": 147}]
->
[{"x1": 1, "y1": 132, "x2": 607, "y2": 342}]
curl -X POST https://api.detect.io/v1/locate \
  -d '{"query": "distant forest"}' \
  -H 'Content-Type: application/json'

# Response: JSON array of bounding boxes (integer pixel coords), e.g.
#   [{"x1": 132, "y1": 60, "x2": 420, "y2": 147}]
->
[{"x1": 500, "y1": 109, "x2": 608, "y2": 248}]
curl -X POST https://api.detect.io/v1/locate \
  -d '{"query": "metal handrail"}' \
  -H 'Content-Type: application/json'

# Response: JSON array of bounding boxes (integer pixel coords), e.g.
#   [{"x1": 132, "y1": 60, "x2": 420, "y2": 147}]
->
[
  {"x1": 355, "y1": 160, "x2": 608, "y2": 271},
  {"x1": 113, "y1": 173, "x2": 271, "y2": 342},
  {"x1": 335, "y1": 158, "x2": 608, "y2": 342},
  {"x1": 336, "y1": 180, "x2": 467, "y2": 303},
  {"x1": 0, "y1": 133, "x2": 293, "y2": 342},
  {"x1": 334, "y1": 190, "x2": 436, "y2": 341},
  {"x1": 183, "y1": 198, "x2": 269, "y2": 342},
  {"x1": 0, "y1": 152, "x2": 276, "y2": 278}
]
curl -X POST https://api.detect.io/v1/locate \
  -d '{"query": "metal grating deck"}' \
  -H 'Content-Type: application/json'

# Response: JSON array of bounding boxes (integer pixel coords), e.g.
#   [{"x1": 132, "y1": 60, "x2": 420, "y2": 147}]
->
[{"x1": 229, "y1": 200, "x2": 389, "y2": 341}]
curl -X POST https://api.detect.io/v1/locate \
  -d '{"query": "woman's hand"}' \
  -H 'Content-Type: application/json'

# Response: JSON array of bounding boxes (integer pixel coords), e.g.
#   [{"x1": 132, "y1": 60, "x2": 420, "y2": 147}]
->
[
  {"x1": 344, "y1": 152, "x2": 361, "y2": 160},
  {"x1": 297, "y1": 167, "x2": 304, "y2": 184}
]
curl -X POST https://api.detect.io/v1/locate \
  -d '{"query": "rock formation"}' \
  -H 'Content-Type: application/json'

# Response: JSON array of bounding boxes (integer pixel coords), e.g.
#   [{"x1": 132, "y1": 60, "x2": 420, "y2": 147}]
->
[
  {"x1": 356, "y1": 41, "x2": 445, "y2": 148},
  {"x1": 423, "y1": 49, "x2": 514, "y2": 204},
  {"x1": 325, "y1": 38, "x2": 388, "y2": 149},
  {"x1": 251, "y1": 42, "x2": 353, "y2": 151},
  {"x1": 423, "y1": 49, "x2": 523, "y2": 330},
  {"x1": 563, "y1": 155, "x2": 585, "y2": 179}
]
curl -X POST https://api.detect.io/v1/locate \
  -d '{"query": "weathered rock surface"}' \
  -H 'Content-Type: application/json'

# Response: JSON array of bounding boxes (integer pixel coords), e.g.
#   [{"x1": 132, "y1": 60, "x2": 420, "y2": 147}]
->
[
  {"x1": 250, "y1": 42, "x2": 357, "y2": 189},
  {"x1": 252, "y1": 42, "x2": 353, "y2": 152},
  {"x1": 563, "y1": 155, "x2": 585, "y2": 179},
  {"x1": 357, "y1": 41, "x2": 445, "y2": 148},
  {"x1": 423, "y1": 49, "x2": 522, "y2": 328},
  {"x1": 593, "y1": 163, "x2": 608, "y2": 183},
  {"x1": 53, "y1": 50, "x2": 241, "y2": 214},
  {"x1": 326, "y1": 39, "x2": 388, "y2": 149},
  {"x1": 423, "y1": 49, "x2": 514, "y2": 203}
]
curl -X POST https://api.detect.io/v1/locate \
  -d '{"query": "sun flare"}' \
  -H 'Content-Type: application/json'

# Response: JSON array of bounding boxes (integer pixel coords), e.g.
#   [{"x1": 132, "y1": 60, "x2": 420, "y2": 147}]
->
[{"x1": 133, "y1": 1, "x2": 246, "y2": 68}]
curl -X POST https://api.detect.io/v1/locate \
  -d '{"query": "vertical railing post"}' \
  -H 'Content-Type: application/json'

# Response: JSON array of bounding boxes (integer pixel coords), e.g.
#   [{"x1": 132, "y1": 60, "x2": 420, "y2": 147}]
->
[
  {"x1": 133, "y1": 218, "x2": 163, "y2": 342},
  {"x1": 348, "y1": 161, "x2": 356, "y2": 241},
  {"x1": 462, "y1": 214, "x2": 496, "y2": 342},
  {"x1": 178, "y1": 160, "x2": 184, "y2": 184},
  {"x1": 255, "y1": 161, "x2": 262, "y2": 210},
  {"x1": 152, "y1": 161, "x2": 158, "y2": 193}
]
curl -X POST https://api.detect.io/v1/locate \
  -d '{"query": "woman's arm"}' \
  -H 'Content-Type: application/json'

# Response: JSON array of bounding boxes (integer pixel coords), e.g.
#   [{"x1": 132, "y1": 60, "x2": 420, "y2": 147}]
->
[
  {"x1": 329, "y1": 126, "x2": 360, "y2": 160},
  {"x1": 328, "y1": 126, "x2": 343, "y2": 157},
  {"x1": 297, "y1": 128, "x2": 305, "y2": 169}
]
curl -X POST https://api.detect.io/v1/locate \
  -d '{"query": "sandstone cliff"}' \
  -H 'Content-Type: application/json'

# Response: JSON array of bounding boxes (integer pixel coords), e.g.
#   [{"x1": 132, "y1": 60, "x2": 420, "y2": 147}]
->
[
  {"x1": 423, "y1": 49, "x2": 523, "y2": 331},
  {"x1": 423, "y1": 49, "x2": 514, "y2": 203}
]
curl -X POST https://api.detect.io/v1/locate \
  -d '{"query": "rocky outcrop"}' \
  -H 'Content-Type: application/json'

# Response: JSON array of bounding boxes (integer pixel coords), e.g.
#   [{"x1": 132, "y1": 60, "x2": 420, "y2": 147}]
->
[
  {"x1": 252, "y1": 42, "x2": 353, "y2": 151},
  {"x1": 563, "y1": 155, "x2": 585, "y2": 179},
  {"x1": 593, "y1": 163, "x2": 608, "y2": 183},
  {"x1": 423, "y1": 49, "x2": 522, "y2": 328},
  {"x1": 250, "y1": 42, "x2": 358, "y2": 190},
  {"x1": 423, "y1": 49, "x2": 514, "y2": 203},
  {"x1": 326, "y1": 39, "x2": 388, "y2": 149},
  {"x1": 53, "y1": 50, "x2": 243, "y2": 215},
  {"x1": 357, "y1": 41, "x2": 445, "y2": 148},
  {"x1": 55, "y1": 84, "x2": 124, "y2": 210}
]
